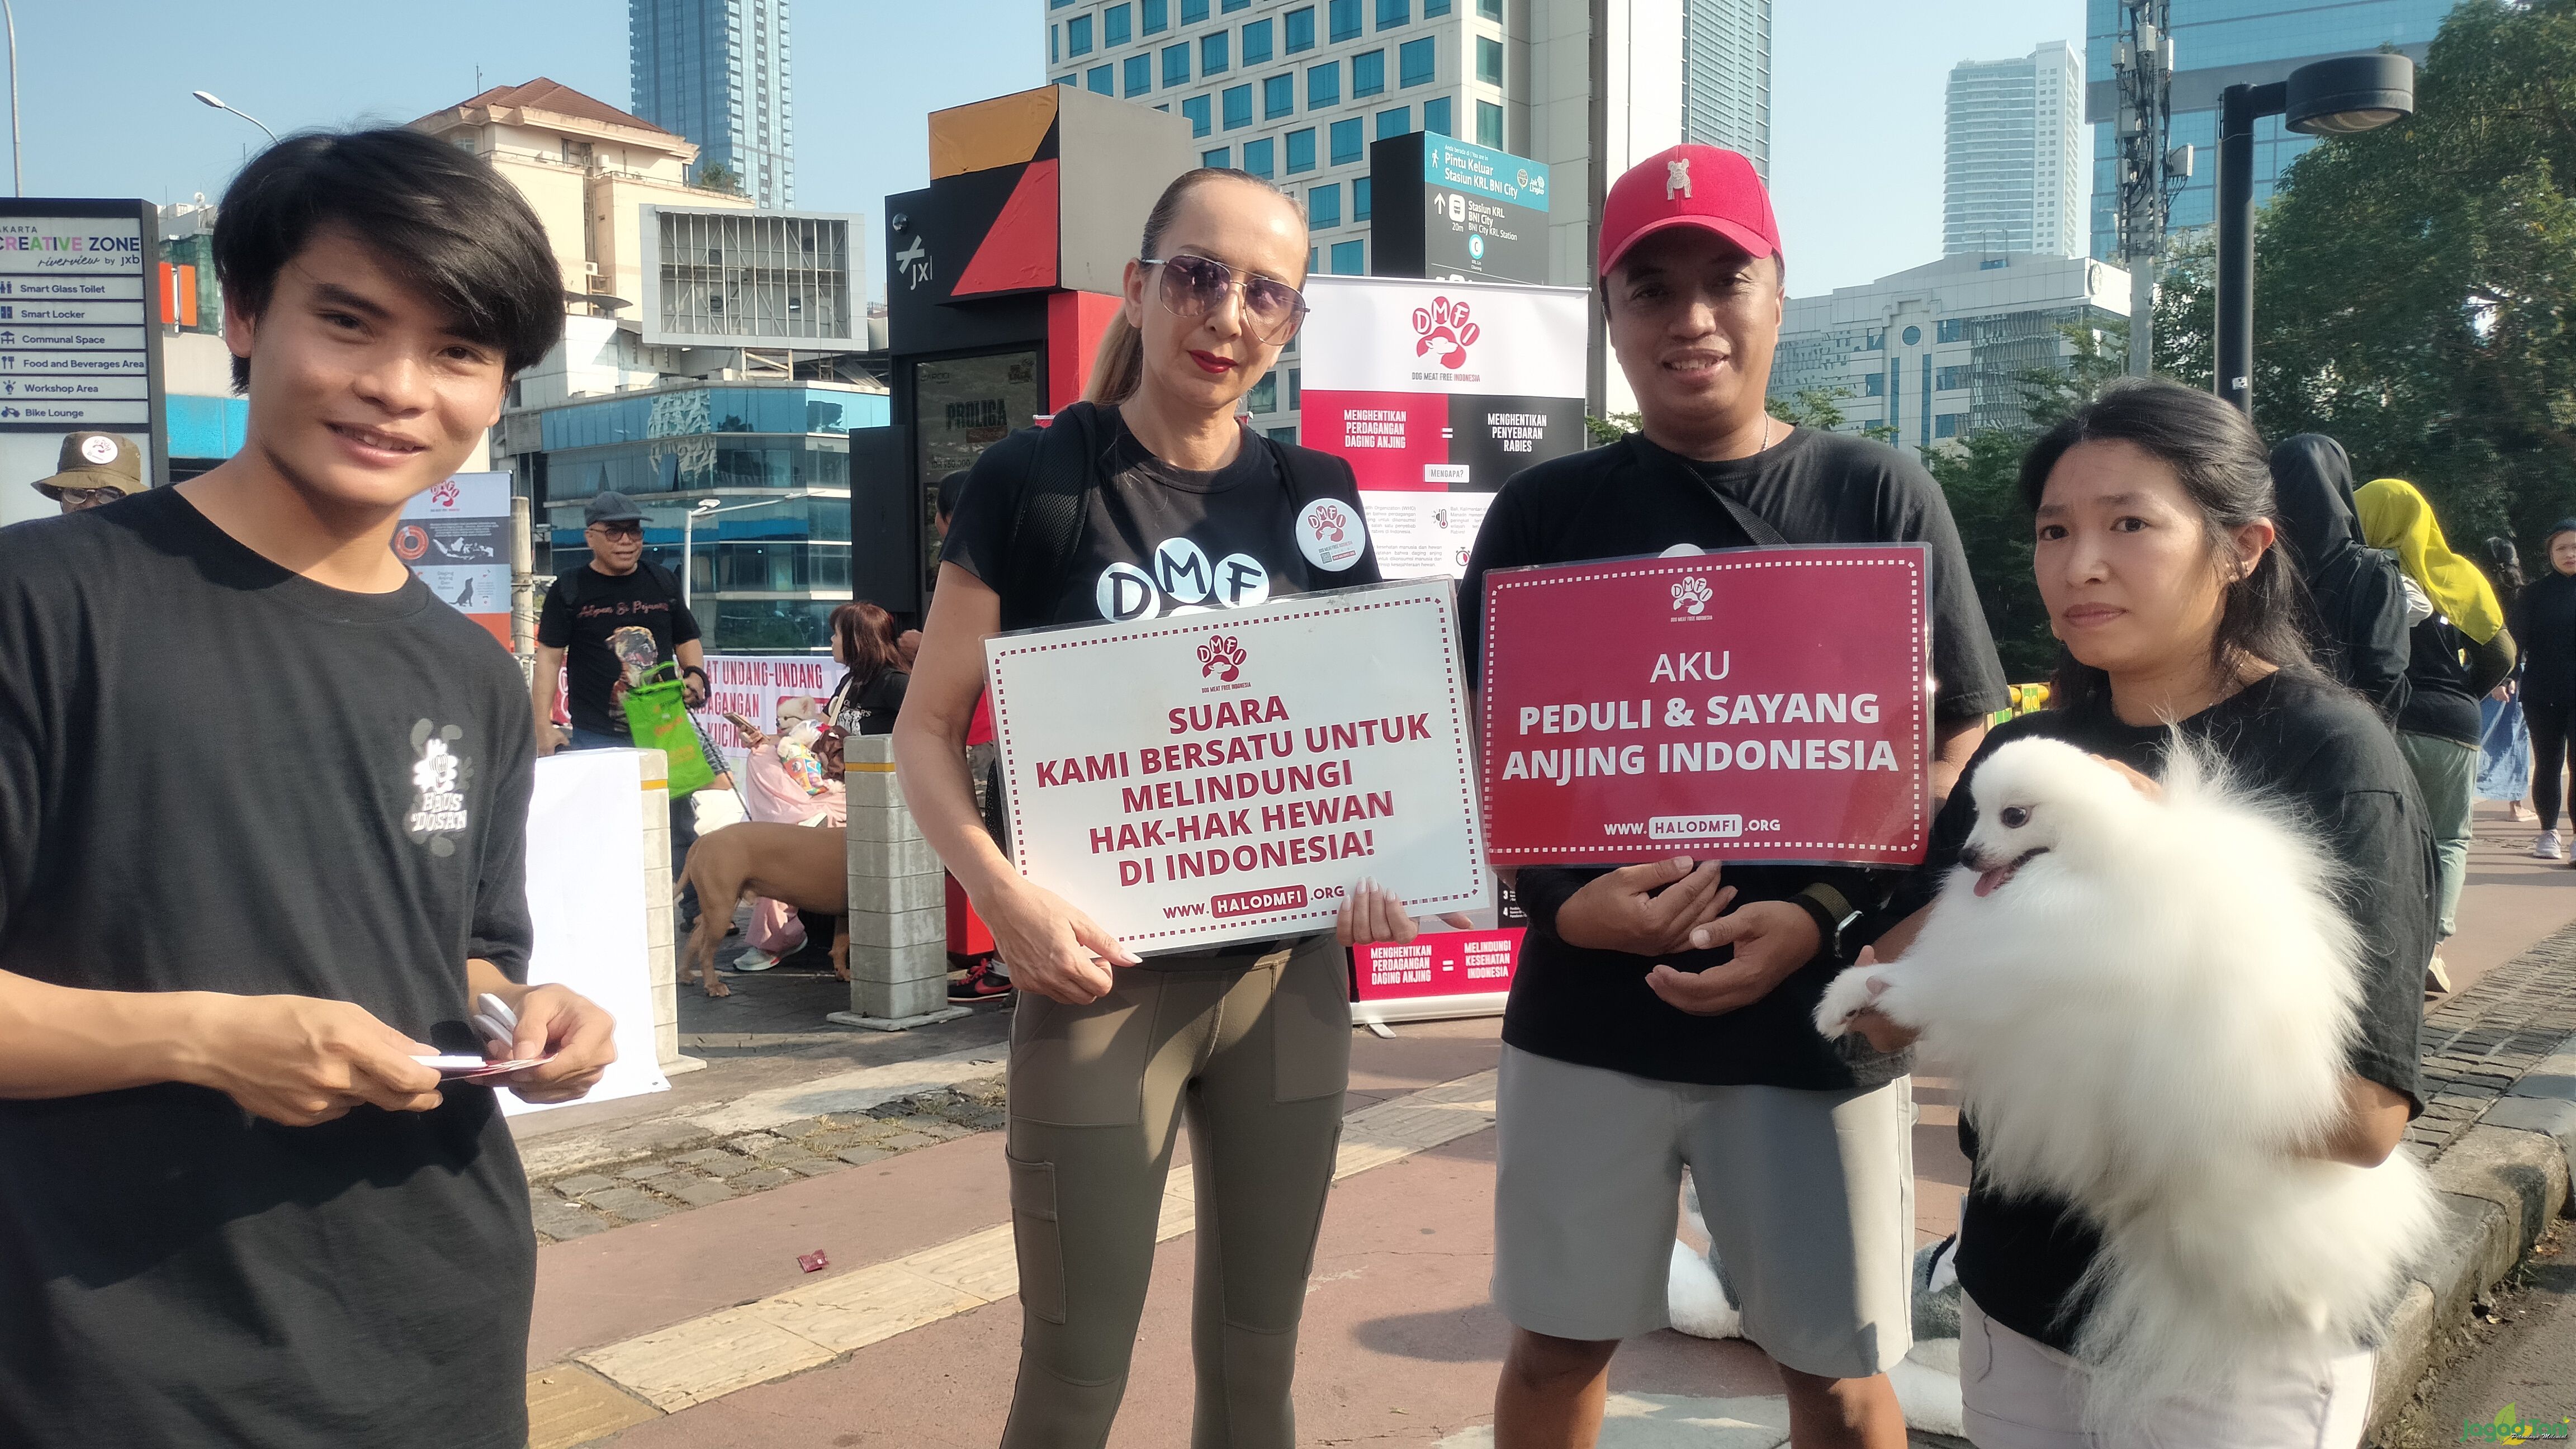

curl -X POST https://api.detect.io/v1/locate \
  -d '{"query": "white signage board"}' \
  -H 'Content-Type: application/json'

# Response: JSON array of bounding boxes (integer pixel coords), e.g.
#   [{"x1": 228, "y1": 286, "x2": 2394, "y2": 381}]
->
[
  {"x1": 0, "y1": 211, "x2": 151, "y2": 429},
  {"x1": 503, "y1": 750, "x2": 674, "y2": 1117},
  {"x1": 1298, "y1": 273, "x2": 1592, "y2": 581},
  {"x1": 985, "y1": 577, "x2": 1488, "y2": 953}
]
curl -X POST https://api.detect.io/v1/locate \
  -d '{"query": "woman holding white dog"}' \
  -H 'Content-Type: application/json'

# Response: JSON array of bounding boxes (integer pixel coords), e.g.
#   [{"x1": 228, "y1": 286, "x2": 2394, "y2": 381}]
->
[{"x1": 1846, "y1": 380, "x2": 2430, "y2": 1447}]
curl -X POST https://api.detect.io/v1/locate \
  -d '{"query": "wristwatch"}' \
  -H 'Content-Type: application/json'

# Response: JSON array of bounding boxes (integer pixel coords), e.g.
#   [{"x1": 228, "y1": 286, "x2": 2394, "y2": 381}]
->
[{"x1": 1789, "y1": 883, "x2": 1860, "y2": 964}]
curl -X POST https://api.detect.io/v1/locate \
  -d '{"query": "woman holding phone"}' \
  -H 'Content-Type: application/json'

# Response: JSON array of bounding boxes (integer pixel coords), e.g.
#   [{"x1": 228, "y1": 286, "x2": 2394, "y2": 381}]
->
[
  {"x1": 1846, "y1": 381, "x2": 2428, "y2": 1445},
  {"x1": 893, "y1": 168, "x2": 1458, "y2": 1449}
]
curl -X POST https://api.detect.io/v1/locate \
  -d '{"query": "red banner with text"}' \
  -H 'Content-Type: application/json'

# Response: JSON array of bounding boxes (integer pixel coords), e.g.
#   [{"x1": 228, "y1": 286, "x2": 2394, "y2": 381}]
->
[{"x1": 1479, "y1": 547, "x2": 1931, "y2": 865}]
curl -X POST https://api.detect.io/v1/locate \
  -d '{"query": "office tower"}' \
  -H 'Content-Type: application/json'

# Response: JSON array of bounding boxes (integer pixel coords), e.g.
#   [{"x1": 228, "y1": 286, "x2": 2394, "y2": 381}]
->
[
  {"x1": 1683, "y1": 0, "x2": 1770, "y2": 177},
  {"x1": 2083, "y1": 0, "x2": 2454, "y2": 259},
  {"x1": 1945, "y1": 41, "x2": 2085, "y2": 257},
  {"x1": 632, "y1": 0, "x2": 797, "y2": 208}
]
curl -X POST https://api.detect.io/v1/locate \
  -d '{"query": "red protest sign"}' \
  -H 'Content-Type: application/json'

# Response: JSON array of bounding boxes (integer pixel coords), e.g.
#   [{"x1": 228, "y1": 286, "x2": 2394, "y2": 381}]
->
[{"x1": 1479, "y1": 547, "x2": 1930, "y2": 864}]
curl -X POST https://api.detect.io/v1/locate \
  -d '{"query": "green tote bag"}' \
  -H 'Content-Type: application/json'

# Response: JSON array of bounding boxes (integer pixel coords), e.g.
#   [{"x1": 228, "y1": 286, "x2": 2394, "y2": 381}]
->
[{"x1": 621, "y1": 662, "x2": 716, "y2": 797}]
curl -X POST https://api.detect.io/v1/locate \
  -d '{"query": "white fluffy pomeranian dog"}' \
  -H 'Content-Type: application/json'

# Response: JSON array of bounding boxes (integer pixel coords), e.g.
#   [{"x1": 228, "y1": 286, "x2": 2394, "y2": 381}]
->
[{"x1": 1814, "y1": 735, "x2": 2435, "y2": 1427}]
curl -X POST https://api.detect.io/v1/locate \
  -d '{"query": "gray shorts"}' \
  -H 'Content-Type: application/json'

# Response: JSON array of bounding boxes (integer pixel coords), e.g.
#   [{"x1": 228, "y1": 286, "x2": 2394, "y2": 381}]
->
[{"x1": 1491, "y1": 1044, "x2": 1915, "y2": 1379}]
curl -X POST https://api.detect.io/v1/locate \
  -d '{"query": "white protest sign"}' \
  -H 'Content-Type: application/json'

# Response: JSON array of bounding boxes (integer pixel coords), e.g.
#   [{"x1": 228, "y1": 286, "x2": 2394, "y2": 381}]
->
[
  {"x1": 698, "y1": 653, "x2": 847, "y2": 771},
  {"x1": 984, "y1": 577, "x2": 1488, "y2": 952}
]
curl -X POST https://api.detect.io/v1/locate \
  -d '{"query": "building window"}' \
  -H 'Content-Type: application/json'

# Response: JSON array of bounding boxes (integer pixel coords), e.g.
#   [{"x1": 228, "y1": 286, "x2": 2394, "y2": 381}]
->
[
  {"x1": 1125, "y1": 54, "x2": 1152, "y2": 95},
  {"x1": 1224, "y1": 0, "x2": 1250, "y2": 10},
  {"x1": 1935, "y1": 364, "x2": 1972, "y2": 391},
  {"x1": 1308, "y1": 60, "x2": 1340, "y2": 107},
  {"x1": 1223, "y1": 83, "x2": 1253, "y2": 129},
  {"x1": 1204, "y1": 146, "x2": 1232, "y2": 168},
  {"x1": 1144, "y1": 0, "x2": 1168, "y2": 33},
  {"x1": 1067, "y1": 13, "x2": 1092, "y2": 55},
  {"x1": 1183, "y1": 94, "x2": 1213, "y2": 135},
  {"x1": 1330, "y1": 239, "x2": 1365, "y2": 274},
  {"x1": 1329, "y1": 117, "x2": 1363, "y2": 165},
  {"x1": 1244, "y1": 17, "x2": 1273, "y2": 63},
  {"x1": 1329, "y1": 0, "x2": 1361, "y2": 41},
  {"x1": 1376, "y1": 105, "x2": 1411, "y2": 139},
  {"x1": 1935, "y1": 413, "x2": 1966, "y2": 439},
  {"x1": 1287, "y1": 127, "x2": 1317, "y2": 173},
  {"x1": 1050, "y1": 23, "x2": 1058, "y2": 63},
  {"x1": 1475, "y1": 99, "x2": 1502, "y2": 148},
  {"x1": 1285, "y1": 4, "x2": 1315, "y2": 51},
  {"x1": 1268, "y1": 424, "x2": 1298, "y2": 443},
  {"x1": 1477, "y1": 35, "x2": 1502, "y2": 86},
  {"x1": 1354, "y1": 175, "x2": 1371, "y2": 219},
  {"x1": 1377, "y1": 0, "x2": 1409, "y2": 27},
  {"x1": 1478, "y1": 0, "x2": 1499, "y2": 14},
  {"x1": 1243, "y1": 136, "x2": 1275, "y2": 177},
  {"x1": 1246, "y1": 370, "x2": 1278, "y2": 413},
  {"x1": 1183, "y1": 0, "x2": 1210, "y2": 20},
  {"x1": 1424, "y1": 0, "x2": 1450, "y2": 12},
  {"x1": 1088, "y1": 64, "x2": 1115, "y2": 94},
  {"x1": 1201, "y1": 31, "x2": 1229, "y2": 74},
  {"x1": 1900, "y1": 324, "x2": 1922, "y2": 347},
  {"x1": 1308, "y1": 181, "x2": 1343, "y2": 228},
  {"x1": 1263, "y1": 73, "x2": 1294, "y2": 118},
  {"x1": 1862, "y1": 373, "x2": 1886, "y2": 397},
  {"x1": 1423, "y1": 95, "x2": 1452, "y2": 135},
  {"x1": 1352, "y1": 49, "x2": 1385, "y2": 96},
  {"x1": 1163, "y1": 42, "x2": 1191, "y2": 85},
  {"x1": 1399, "y1": 36, "x2": 1436, "y2": 87},
  {"x1": 1936, "y1": 319, "x2": 1966, "y2": 343},
  {"x1": 1056, "y1": 73, "x2": 1078, "y2": 87},
  {"x1": 1105, "y1": 4, "x2": 1131, "y2": 45},
  {"x1": 1289, "y1": 367, "x2": 1301, "y2": 410}
]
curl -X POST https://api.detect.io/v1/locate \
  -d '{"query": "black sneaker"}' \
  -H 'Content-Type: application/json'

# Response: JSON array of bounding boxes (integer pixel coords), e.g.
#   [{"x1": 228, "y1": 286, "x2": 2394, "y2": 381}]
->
[{"x1": 950, "y1": 959, "x2": 1015, "y2": 1003}]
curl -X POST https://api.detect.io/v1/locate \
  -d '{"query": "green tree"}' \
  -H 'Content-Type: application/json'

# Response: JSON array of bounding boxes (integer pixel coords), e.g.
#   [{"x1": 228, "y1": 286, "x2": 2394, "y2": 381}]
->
[
  {"x1": 696, "y1": 161, "x2": 745, "y2": 195},
  {"x1": 2244, "y1": 0, "x2": 2576, "y2": 550},
  {"x1": 1767, "y1": 385, "x2": 1897, "y2": 443}
]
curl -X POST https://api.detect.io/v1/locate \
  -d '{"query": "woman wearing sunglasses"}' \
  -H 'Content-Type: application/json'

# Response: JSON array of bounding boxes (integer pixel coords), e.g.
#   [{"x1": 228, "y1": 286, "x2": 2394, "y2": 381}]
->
[{"x1": 894, "y1": 168, "x2": 1454, "y2": 1449}]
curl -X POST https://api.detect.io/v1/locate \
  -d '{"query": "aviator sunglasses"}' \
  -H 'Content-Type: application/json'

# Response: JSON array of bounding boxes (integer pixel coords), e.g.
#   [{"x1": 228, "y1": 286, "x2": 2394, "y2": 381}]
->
[{"x1": 1140, "y1": 253, "x2": 1309, "y2": 345}]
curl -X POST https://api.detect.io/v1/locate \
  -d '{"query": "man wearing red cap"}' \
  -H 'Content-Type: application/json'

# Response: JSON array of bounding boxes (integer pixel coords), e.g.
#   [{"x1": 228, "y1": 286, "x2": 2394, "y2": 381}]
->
[{"x1": 1460, "y1": 145, "x2": 2006, "y2": 1448}]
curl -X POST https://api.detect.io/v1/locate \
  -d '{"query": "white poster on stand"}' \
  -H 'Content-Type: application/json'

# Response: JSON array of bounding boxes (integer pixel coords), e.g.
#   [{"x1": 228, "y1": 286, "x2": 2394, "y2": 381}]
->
[
  {"x1": 984, "y1": 577, "x2": 1488, "y2": 953},
  {"x1": 501, "y1": 750, "x2": 673, "y2": 1117},
  {"x1": 1298, "y1": 274, "x2": 1592, "y2": 580}
]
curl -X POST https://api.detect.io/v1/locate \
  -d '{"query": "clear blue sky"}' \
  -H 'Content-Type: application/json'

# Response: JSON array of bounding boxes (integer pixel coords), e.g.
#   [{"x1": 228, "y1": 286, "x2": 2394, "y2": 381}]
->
[{"x1": 36, "y1": 0, "x2": 2083, "y2": 301}]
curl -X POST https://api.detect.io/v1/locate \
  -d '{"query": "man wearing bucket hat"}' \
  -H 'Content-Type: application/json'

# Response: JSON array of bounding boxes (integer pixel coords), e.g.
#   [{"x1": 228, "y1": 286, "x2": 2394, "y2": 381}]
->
[
  {"x1": 1460, "y1": 145, "x2": 2005, "y2": 1448},
  {"x1": 29, "y1": 432, "x2": 143, "y2": 513}
]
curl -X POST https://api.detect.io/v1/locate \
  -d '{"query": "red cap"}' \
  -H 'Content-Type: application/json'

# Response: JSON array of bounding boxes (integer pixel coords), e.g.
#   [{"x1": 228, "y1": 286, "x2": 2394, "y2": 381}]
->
[{"x1": 1598, "y1": 144, "x2": 1781, "y2": 278}]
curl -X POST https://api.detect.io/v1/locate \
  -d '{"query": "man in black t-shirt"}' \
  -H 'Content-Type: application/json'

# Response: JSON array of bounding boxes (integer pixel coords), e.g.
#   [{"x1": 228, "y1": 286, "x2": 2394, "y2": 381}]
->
[
  {"x1": 533, "y1": 489, "x2": 728, "y2": 921},
  {"x1": 0, "y1": 130, "x2": 615, "y2": 1449},
  {"x1": 1467, "y1": 146, "x2": 2006, "y2": 1449}
]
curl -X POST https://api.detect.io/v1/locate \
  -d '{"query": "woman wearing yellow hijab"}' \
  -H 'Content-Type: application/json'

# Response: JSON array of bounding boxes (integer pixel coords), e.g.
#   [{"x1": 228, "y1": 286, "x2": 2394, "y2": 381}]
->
[{"x1": 2355, "y1": 477, "x2": 2518, "y2": 987}]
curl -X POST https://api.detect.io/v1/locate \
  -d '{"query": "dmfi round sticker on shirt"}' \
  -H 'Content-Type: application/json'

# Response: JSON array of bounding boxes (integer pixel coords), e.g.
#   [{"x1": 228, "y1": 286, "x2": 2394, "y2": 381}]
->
[{"x1": 1297, "y1": 499, "x2": 1367, "y2": 572}]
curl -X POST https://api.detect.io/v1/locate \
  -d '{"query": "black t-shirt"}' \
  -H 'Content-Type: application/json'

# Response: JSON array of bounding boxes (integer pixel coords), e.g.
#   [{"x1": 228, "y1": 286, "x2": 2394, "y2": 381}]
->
[
  {"x1": 2396, "y1": 610, "x2": 2483, "y2": 746},
  {"x1": 1459, "y1": 427, "x2": 2010, "y2": 1088},
  {"x1": 536, "y1": 562, "x2": 703, "y2": 736},
  {"x1": 2516, "y1": 573, "x2": 2576, "y2": 709},
  {"x1": 830, "y1": 669, "x2": 910, "y2": 737},
  {"x1": 1896, "y1": 671, "x2": 2431, "y2": 1352},
  {"x1": 0, "y1": 489, "x2": 537, "y2": 1448},
  {"x1": 942, "y1": 402, "x2": 1382, "y2": 626}
]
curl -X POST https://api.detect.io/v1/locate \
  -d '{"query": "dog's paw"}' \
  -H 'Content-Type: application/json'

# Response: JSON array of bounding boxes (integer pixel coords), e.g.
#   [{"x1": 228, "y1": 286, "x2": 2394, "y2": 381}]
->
[{"x1": 1813, "y1": 965, "x2": 1882, "y2": 1038}]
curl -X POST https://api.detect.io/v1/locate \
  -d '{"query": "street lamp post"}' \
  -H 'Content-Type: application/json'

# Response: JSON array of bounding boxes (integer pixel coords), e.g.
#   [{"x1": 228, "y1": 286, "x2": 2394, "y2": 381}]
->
[
  {"x1": 190, "y1": 89, "x2": 278, "y2": 144},
  {"x1": 2213, "y1": 53, "x2": 2416, "y2": 421}
]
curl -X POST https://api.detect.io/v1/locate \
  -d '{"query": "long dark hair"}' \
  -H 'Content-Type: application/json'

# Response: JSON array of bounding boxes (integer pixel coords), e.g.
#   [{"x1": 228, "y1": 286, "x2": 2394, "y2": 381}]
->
[
  {"x1": 2481, "y1": 536, "x2": 2527, "y2": 605},
  {"x1": 1085, "y1": 168, "x2": 1302, "y2": 407},
  {"x1": 832, "y1": 602, "x2": 904, "y2": 690},
  {"x1": 2018, "y1": 378, "x2": 2319, "y2": 715}
]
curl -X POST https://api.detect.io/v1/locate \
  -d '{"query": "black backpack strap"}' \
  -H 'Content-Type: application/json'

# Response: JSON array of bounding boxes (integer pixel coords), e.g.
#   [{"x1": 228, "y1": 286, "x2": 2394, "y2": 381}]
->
[
  {"x1": 997, "y1": 402, "x2": 1109, "y2": 633},
  {"x1": 1625, "y1": 433, "x2": 1790, "y2": 547}
]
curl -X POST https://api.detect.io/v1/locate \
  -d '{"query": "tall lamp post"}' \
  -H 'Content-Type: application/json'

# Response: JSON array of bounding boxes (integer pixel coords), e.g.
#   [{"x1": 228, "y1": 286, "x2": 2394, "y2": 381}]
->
[
  {"x1": 190, "y1": 89, "x2": 278, "y2": 144},
  {"x1": 2213, "y1": 53, "x2": 2414, "y2": 421}
]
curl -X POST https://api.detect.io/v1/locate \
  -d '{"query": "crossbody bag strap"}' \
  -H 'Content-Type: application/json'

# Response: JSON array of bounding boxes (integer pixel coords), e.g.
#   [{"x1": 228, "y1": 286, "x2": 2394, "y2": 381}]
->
[
  {"x1": 1627, "y1": 434, "x2": 1791, "y2": 548},
  {"x1": 997, "y1": 403, "x2": 1107, "y2": 633}
]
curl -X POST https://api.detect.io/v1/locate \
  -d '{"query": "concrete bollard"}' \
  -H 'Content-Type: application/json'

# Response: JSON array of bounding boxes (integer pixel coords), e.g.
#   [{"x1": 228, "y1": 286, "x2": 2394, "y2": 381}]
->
[
  {"x1": 634, "y1": 748, "x2": 703, "y2": 1077},
  {"x1": 828, "y1": 735, "x2": 972, "y2": 1032}
]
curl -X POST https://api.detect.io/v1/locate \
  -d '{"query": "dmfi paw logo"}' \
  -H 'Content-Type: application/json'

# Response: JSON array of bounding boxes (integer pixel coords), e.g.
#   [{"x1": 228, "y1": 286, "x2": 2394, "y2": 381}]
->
[
  {"x1": 1671, "y1": 575, "x2": 1713, "y2": 617},
  {"x1": 1410, "y1": 296, "x2": 1480, "y2": 370},
  {"x1": 1309, "y1": 501, "x2": 1351, "y2": 543},
  {"x1": 429, "y1": 478, "x2": 462, "y2": 510},
  {"x1": 1197, "y1": 633, "x2": 1248, "y2": 683}
]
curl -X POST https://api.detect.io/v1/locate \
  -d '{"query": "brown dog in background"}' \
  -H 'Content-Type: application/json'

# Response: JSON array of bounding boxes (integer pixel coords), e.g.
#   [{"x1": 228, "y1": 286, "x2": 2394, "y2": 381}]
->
[{"x1": 679, "y1": 822, "x2": 847, "y2": 997}]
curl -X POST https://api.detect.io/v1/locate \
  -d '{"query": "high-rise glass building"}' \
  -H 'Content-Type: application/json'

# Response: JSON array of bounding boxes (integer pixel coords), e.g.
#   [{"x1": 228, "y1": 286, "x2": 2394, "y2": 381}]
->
[
  {"x1": 1683, "y1": 0, "x2": 1770, "y2": 177},
  {"x1": 1945, "y1": 41, "x2": 2084, "y2": 258},
  {"x1": 631, "y1": 0, "x2": 797, "y2": 208},
  {"x1": 2084, "y1": 0, "x2": 2455, "y2": 259}
]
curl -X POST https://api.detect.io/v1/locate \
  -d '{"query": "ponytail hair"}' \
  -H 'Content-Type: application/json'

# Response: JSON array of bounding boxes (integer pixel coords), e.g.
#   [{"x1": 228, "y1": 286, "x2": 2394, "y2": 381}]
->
[{"x1": 1085, "y1": 167, "x2": 1305, "y2": 407}]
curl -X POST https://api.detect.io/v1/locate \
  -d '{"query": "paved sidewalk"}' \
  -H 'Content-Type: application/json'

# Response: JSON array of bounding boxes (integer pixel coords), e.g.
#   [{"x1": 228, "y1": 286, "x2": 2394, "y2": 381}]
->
[{"x1": 512, "y1": 819, "x2": 2576, "y2": 1448}]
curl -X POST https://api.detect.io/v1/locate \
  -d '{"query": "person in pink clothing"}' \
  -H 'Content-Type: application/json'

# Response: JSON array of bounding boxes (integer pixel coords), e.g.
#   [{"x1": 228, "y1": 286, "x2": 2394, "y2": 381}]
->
[{"x1": 728, "y1": 697, "x2": 846, "y2": 971}]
